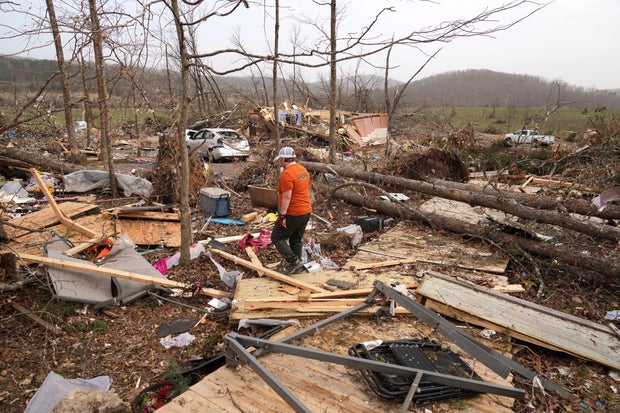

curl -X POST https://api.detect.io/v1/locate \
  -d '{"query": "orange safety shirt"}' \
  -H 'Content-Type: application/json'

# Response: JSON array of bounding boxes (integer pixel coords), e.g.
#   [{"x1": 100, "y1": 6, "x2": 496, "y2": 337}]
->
[{"x1": 278, "y1": 163, "x2": 312, "y2": 216}]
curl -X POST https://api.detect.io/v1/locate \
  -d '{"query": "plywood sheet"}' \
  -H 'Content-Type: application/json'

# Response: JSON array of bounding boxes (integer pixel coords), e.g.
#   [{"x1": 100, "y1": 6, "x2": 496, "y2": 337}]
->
[
  {"x1": 115, "y1": 219, "x2": 181, "y2": 247},
  {"x1": 8, "y1": 209, "x2": 117, "y2": 256},
  {"x1": 6, "y1": 201, "x2": 99, "y2": 239}
]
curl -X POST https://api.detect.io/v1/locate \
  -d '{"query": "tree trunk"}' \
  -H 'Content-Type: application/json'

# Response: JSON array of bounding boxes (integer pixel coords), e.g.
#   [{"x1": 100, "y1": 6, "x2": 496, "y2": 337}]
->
[
  {"x1": 272, "y1": 0, "x2": 280, "y2": 149},
  {"x1": 170, "y1": 0, "x2": 192, "y2": 265},
  {"x1": 45, "y1": 0, "x2": 80, "y2": 160},
  {"x1": 324, "y1": 184, "x2": 620, "y2": 279},
  {"x1": 89, "y1": 0, "x2": 118, "y2": 198},
  {"x1": 301, "y1": 161, "x2": 620, "y2": 241},
  {"x1": 79, "y1": 52, "x2": 93, "y2": 149},
  {"x1": 328, "y1": 0, "x2": 337, "y2": 164},
  {"x1": 0, "y1": 148, "x2": 79, "y2": 176}
]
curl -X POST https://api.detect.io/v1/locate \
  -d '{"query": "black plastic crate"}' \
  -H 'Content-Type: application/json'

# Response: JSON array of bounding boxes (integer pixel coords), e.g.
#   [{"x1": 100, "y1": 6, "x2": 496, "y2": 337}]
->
[
  {"x1": 354, "y1": 215, "x2": 383, "y2": 233},
  {"x1": 348, "y1": 338, "x2": 481, "y2": 404}
]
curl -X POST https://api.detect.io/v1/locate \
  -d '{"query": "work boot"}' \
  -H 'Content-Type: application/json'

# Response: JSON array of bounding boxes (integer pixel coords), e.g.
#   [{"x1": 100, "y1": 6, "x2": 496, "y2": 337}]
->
[{"x1": 284, "y1": 259, "x2": 304, "y2": 275}]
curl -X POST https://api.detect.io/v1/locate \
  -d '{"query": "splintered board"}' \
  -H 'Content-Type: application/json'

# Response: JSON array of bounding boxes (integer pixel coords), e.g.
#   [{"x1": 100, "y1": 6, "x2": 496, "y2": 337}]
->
[{"x1": 158, "y1": 318, "x2": 516, "y2": 413}]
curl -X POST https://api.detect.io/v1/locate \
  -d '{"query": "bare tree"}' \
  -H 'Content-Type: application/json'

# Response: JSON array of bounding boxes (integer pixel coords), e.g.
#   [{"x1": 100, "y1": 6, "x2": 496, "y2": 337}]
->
[
  {"x1": 45, "y1": 0, "x2": 81, "y2": 161},
  {"x1": 272, "y1": 0, "x2": 281, "y2": 149},
  {"x1": 167, "y1": 0, "x2": 193, "y2": 265},
  {"x1": 88, "y1": 0, "x2": 118, "y2": 198},
  {"x1": 384, "y1": 45, "x2": 441, "y2": 119},
  {"x1": 328, "y1": 0, "x2": 336, "y2": 163}
]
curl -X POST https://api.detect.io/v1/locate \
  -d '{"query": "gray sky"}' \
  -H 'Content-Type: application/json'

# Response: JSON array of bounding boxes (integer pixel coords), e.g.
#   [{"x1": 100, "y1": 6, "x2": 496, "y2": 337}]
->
[{"x1": 0, "y1": 0, "x2": 618, "y2": 90}]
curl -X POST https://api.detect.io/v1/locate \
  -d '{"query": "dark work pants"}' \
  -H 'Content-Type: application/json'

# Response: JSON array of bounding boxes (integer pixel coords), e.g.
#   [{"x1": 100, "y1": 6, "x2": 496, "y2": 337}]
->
[{"x1": 270, "y1": 213, "x2": 310, "y2": 265}]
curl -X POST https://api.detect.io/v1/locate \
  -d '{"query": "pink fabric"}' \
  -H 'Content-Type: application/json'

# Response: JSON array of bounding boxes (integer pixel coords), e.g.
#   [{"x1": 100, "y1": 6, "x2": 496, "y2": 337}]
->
[
  {"x1": 238, "y1": 228, "x2": 272, "y2": 252},
  {"x1": 154, "y1": 257, "x2": 168, "y2": 274}
]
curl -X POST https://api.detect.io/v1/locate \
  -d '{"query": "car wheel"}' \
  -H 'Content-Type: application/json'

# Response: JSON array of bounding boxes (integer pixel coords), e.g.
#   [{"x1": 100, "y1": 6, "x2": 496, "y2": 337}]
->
[
  {"x1": 505, "y1": 138, "x2": 513, "y2": 146},
  {"x1": 532, "y1": 139, "x2": 539, "y2": 148}
]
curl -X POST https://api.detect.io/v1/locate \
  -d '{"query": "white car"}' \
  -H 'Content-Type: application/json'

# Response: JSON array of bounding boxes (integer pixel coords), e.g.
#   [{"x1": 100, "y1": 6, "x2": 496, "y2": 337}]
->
[
  {"x1": 187, "y1": 128, "x2": 251, "y2": 162},
  {"x1": 504, "y1": 129, "x2": 555, "y2": 146}
]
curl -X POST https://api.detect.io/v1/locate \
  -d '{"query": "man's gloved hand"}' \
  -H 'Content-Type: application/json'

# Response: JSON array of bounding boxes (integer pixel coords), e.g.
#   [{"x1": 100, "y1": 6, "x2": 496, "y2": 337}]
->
[{"x1": 278, "y1": 214, "x2": 287, "y2": 229}]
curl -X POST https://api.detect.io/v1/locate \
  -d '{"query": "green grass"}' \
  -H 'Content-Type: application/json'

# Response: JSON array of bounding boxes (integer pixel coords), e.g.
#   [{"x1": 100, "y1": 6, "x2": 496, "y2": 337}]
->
[{"x1": 402, "y1": 106, "x2": 620, "y2": 139}]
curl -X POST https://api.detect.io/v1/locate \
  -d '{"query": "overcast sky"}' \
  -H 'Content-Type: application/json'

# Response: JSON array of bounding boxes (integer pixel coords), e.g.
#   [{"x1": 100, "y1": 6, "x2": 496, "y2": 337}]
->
[{"x1": 0, "y1": 0, "x2": 618, "y2": 90}]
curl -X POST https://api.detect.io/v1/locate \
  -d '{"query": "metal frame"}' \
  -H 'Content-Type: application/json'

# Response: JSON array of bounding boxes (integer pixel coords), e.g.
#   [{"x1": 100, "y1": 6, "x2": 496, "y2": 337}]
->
[
  {"x1": 372, "y1": 281, "x2": 573, "y2": 399},
  {"x1": 222, "y1": 280, "x2": 578, "y2": 412}
]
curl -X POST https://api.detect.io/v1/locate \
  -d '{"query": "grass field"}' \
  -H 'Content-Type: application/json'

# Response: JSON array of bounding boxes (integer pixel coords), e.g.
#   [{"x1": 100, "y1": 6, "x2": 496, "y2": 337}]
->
[{"x1": 404, "y1": 106, "x2": 618, "y2": 139}]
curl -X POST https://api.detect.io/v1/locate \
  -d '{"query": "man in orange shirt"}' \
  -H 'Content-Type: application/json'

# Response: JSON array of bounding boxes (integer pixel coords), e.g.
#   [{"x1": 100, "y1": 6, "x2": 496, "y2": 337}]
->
[{"x1": 271, "y1": 147, "x2": 312, "y2": 275}]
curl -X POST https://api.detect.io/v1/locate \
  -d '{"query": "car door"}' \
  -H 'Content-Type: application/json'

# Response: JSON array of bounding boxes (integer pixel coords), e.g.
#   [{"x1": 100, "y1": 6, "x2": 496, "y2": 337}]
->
[{"x1": 187, "y1": 129, "x2": 209, "y2": 155}]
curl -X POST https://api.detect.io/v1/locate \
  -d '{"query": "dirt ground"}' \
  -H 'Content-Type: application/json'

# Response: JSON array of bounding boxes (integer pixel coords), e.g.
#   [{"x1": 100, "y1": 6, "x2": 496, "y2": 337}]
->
[{"x1": 1, "y1": 117, "x2": 619, "y2": 412}]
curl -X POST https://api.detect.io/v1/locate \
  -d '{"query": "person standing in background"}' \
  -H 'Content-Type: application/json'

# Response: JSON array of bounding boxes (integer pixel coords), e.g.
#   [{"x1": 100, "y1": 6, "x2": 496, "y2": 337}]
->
[{"x1": 271, "y1": 147, "x2": 312, "y2": 275}]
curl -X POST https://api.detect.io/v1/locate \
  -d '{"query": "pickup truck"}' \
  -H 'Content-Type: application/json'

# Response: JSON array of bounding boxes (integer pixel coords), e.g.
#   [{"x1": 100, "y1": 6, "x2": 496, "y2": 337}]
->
[{"x1": 504, "y1": 129, "x2": 555, "y2": 146}]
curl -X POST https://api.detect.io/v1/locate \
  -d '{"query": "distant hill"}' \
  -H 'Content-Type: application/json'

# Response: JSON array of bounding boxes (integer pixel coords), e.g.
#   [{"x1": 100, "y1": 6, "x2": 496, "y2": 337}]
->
[
  {"x1": 0, "y1": 56, "x2": 618, "y2": 110},
  {"x1": 404, "y1": 69, "x2": 620, "y2": 109}
]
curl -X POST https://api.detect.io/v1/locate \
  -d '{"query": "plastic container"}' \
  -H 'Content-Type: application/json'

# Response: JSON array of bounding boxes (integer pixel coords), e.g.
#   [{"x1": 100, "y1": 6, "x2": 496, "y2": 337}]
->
[{"x1": 200, "y1": 187, "x2": 231, "y2": 217}]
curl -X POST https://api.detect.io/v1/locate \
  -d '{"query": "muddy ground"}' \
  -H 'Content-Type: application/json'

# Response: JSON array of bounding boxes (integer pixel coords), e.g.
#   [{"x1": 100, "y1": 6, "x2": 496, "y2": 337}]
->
[{"x1": 0, "y1": 116, "x2": 619, "y2": 412}]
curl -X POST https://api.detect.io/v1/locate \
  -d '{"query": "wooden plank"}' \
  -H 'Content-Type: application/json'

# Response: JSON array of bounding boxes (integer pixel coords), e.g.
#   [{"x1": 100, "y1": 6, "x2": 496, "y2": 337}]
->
[
  {"x1": 349, "y1": 222, "x2": 509, "y2": 275},
  {"x1": 17, "y1": 253, "x2": 231, "y2": 299},
  {"x1": 210, "y1": 248, "x2": 326, "y2": 293},
  {"x1": 244, "y1": 246, "x2": 265, "y2": 276},
  {"x1": 244, "y1": 298, "x2": 366, "y2": 310},
  {"x1": 493, "y1": 284, "x2": 525, "y2": 293},
  {"x1": 107, "y1": 211, "x2": 180, "y2": 221},
  {"x1": 230, "y1": 272, "x2": 415, "y2": 321},
  {"x1": 251, "y1": 288, "x2": 376, "y2": 302},
  {"x1": 416, "y1": 271, "x2": 620, "y2": 370},
  {"x1": 421, "y1": 297, "x2": 567, "y2": 353},
  {"x1": 531, "y1": 177, "x2": 593, "y2": 192},
  {"x1": 349, "y1": 258, "x2": 416, "y2": 270}
]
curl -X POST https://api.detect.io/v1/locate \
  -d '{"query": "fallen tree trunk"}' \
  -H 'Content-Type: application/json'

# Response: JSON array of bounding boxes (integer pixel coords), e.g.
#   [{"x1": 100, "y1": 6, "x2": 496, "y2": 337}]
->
[
  {"x1": 0, "y1": 147, "x2": 80, "y2": 176},
  {"x1": 302, "y1": 162, "x2": 620, "y2": 220},
  {"x1": 323, "y1": 184, "x2": 620, "y2": 279},
  {"x1": 303, "y1": 162, "x2": 620, "y2": 242}
]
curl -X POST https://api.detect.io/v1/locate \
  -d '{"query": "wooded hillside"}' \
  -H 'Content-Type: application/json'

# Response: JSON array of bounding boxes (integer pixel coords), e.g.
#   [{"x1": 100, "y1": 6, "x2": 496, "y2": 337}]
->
[{"x1": 0, "y1": 56, "x2": 618, "y2": 112}]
